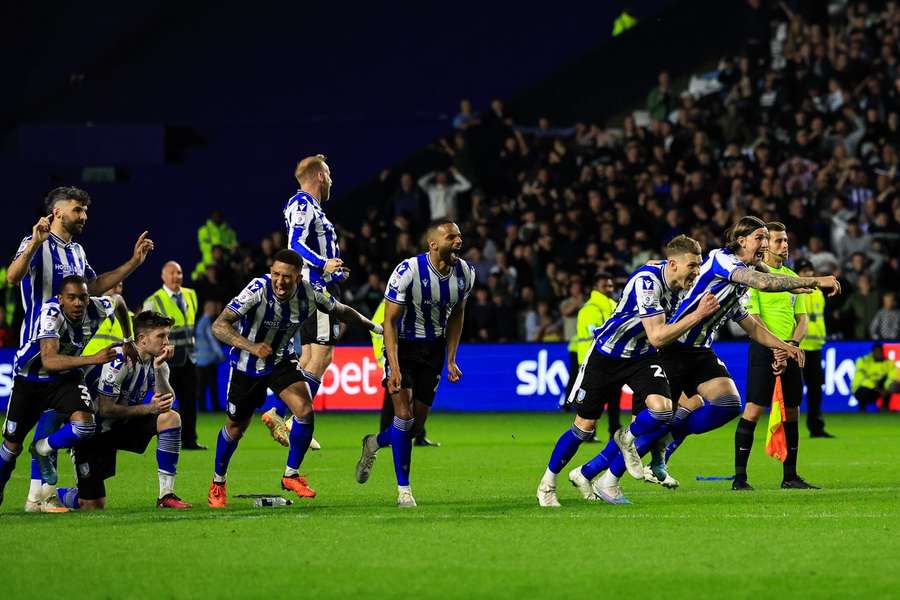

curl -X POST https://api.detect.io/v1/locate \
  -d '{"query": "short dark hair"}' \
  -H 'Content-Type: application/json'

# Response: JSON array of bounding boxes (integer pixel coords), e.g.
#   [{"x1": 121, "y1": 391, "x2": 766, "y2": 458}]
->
[
  {"x1": 45, "y1": 186, "x2": 91, "y2": 214},
  {"x1": 427, "y1": 218, "x2": 456, "y2": 234},
  {"x1": 60, "y1": 275, "x2": 88, "y2": 291},
  {"x1": 765, "y1": 221, "x2": 786, "y2": 233},
  {"x1": 272, "y1": 248, "x2": 302, "y2": 269},
  {"x1": 133, "y1": 311, "x2": 175, "y2": 337},
  {"x1": 666, "y1": 234, "x2": 702, "y2": 257},
  {"x1": 594, "y1": 271, "x2": 613, "y2": 286},
  {"x1": 727, "y1": 216, "x2": 767, "y2": 251}
]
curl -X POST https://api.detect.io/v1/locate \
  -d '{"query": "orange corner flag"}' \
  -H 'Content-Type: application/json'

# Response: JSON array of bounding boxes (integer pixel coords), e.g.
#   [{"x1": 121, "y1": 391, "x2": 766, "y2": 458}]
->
[{"x1": 765, "y1": 376, "x2": 787, "y2": 462}]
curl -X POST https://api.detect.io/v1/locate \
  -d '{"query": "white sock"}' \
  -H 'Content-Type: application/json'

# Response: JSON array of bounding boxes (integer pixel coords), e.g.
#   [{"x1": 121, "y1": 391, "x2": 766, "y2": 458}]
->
[
  {"x1": 284, "y1": 467, "x2": 299, "y2": 477},
  {"x1": 542, "y1": 468, "x2": 558, "y2": 485},
  {"x1": 398, "y1": 485, "x2": 411, "y2": 494},
  {"x1": 598, "y1": 470, "x2": 620, "y2": 488},
  {"x1": 213, "y1": 473, "x2": 226, "y2": 484},
  {"x1": 35, "y1": 438, "x2": 52, "y2": 456},
  {"x1": 28, "y1": 479, "x2": 43, "y2": 502},
  {"x1": 158, "y1": 471, "x2": 175, "y2": 498}
]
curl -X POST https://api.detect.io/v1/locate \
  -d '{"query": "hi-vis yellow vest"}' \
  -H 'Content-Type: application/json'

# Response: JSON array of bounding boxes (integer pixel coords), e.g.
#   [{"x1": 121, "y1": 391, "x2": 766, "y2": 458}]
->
[
  {"x1": 144, "y1": 287, "x2": 197, "y2": 365},
  {"x1": 370, "y1": 300, "x2": 386, "y2": 368},
  {"x1": 82, "y1": 308, "x2": 133, "y2": 356}
]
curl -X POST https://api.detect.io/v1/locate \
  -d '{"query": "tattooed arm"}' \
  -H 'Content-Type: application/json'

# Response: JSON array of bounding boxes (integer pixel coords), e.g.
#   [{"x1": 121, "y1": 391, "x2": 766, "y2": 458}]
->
[
  {"x1": 212, "y1": 308, "x2": 272, "y2": 359},
  {"x1": 730, "y1": 268, "x2": 842, "y2": 296}
]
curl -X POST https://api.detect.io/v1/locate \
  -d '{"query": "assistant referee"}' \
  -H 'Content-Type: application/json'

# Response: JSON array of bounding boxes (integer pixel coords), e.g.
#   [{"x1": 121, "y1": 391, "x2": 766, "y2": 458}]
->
[{"x1": 733, "y1": 222, "x2": 818, "y2": 490}]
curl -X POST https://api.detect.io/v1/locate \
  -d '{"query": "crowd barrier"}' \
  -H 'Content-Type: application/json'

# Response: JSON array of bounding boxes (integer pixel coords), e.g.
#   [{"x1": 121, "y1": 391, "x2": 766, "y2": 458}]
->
[{"x1": 0, "y1": 341, "x2": 895, "y2": 414}]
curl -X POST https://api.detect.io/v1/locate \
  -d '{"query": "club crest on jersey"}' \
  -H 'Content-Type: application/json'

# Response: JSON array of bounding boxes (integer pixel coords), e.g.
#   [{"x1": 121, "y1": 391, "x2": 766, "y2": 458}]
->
[{"x1": 639, "y1": 278, "x2": 656, "y2": 308}]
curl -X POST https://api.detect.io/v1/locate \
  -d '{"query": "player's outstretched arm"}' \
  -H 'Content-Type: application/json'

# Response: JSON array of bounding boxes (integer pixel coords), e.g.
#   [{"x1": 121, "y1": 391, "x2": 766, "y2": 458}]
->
[
  {"x1": 330, "y1": 301, "x2": 382, "y2": 334},
  {"x1": 731, "y1": 268, "x2": 841, "y2": 297},
  {"x1": 40, "y1": 338, "x2": 117, "y2": 371},
  {"x1": 211, "y1": 308, "x2": 270, "y2": 358},
  {"x1": 89, "y1": 231, "x2": 155, "y2": 295},
  {"x1": 445, "y1": 298, "x2": 467, "y2": 382},
  {"x1": 642, "y1": 293, "x2": 720, "y2": 348},
  {"x1": 738, "y1": 316, "x2": 805, "y2": 367},
  {"x1": 7, "y1": 218, "x2": 51, "y2": 285}
]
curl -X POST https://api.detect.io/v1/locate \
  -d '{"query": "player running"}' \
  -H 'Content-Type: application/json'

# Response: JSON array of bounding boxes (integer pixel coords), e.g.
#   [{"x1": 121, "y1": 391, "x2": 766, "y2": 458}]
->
[
  {"x1": 261, "y1": 154, "x2": 343, "y2": 449},
  {"x1": 537, "y1": 236, "x2": 718, "y2": 507},
  {"x1": 56, "y1": 311, "x2": 191, "y2": 510},
  {"x1": 207, "y1": 249, "x2": 380, "y2": 507},
  {"x1": 0, "y1": 276, "x2": 126, "y2": 510},
  {"x1": 626, "y1": 216, "x2": 839, "y2": 491},
  {"x1": 354, "y1": 219, "x2": 474, "y2": 508},
  {"x1": 6, "y1": 186, "x2": 153, "y2": 510}
]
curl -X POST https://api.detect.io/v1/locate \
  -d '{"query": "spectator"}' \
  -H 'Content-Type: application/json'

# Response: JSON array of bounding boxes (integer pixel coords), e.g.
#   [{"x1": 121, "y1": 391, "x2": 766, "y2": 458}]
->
[
  {"x1": 870, "y1": 292, "x2": 900, "y2": 340},
  {"x1": 851, "y1": 343, "x2": 900, "y2": 411},
  {"x1": 195, "y1": 300, "x2": 226, "y2": 411},
  {"x1": 193, "y1": 209, "x2": 237, "y2": 281},
  {"x1": 418, "y1": 167, "x2": 472, "y2": 220},
  {"x1": 647, "y1": 71, "x2": 676, "y2": 121},
  {"x1": 841, "y1": 273, "x2": 880, "y2": 339},
  {"x1": 453, "y1": 98, "x2": 480, "y2": 130},
  {"x1": 389, "y1": 173, "x2": 425, "y2": 231},
  {"x1": 465, "y1": 287, "x2": 497, "y2": 341},
  {"x1": 525, "y1": 300, "x2": 563, "y2": 342}
]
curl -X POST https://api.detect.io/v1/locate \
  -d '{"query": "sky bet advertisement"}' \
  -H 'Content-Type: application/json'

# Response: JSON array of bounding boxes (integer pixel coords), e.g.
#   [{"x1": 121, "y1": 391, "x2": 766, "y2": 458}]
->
[{"x1": 2, "y1": 342, "x2": 894, "y2": 414}]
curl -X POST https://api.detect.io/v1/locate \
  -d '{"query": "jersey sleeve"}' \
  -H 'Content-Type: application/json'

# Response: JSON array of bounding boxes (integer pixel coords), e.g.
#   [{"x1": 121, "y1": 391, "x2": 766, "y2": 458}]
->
[
  {"x1": 35, "y1": 302, "x2": 65, "y2": 340},
  {"x1": 285, "y1": 198, "x2": 327, "y2": 269},
  {"x1": 79, "y1": 245, "x2": 97, "y2": 281},
  {"x1": 385, "y1": 260, "x2": 414, "y2": 304},
  {"x1": 227, "y1": 278, "x2": 266, "y2": 317},
  {"x1": 312, "y1": 285, "x2": 337, "y2": 313},
  {"x1": 712, "y1": 251, "x2": 746, "y2": 282},
  {"x1": 729, "y1": 291, "x2": 751, "y2": 322},
  {"x1": 96, "y1": 348, "x2": 128, "y2": 397},
  {"x1": 92, "y1": 296, "x2": 115, "y2": 318},
  {"x1": 462, "y1": 263, "x2": 476, "y2": 300},
  {"x1": 636, "y1": 275, "x2": 665, "y2": 317}
]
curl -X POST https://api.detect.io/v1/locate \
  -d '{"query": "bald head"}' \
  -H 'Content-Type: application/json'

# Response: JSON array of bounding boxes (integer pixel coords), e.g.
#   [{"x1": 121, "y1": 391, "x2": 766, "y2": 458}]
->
[{"x1": 162, "y1": 261, "x2": 183, "y2": 291}]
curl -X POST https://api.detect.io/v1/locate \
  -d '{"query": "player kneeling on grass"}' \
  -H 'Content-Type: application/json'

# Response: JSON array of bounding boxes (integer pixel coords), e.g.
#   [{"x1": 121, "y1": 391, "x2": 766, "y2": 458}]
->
[
  {"x1": 207, "y1": 249, "x2": 380, "y2": 508},
  {"x1": 57, "y1": 311, "x2": 191, "y2": 510}
]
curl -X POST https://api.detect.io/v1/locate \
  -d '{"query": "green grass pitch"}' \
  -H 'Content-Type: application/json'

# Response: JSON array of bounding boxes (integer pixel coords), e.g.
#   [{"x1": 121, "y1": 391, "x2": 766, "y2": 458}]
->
[{"x1": 3, "y1": 412, "x2": 898, "y2": 599}]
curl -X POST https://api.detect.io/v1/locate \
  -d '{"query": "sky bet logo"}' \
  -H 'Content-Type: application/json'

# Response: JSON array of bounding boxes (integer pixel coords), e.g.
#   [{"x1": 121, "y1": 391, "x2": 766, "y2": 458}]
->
[{"x1": 515, "y1": 350, "x2": 569, "y2": 396}]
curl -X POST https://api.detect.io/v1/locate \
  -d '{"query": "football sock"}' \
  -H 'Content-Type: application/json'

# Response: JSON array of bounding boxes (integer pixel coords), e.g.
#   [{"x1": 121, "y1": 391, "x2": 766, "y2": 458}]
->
[
  {"x1": 734, "y1": 418, "x2": 757, "y2": 480},
  {"x1": 597, "y1": 469, "x2": 620, "y2": 488},
  {"x1": 302, "y1": 371, "x2": 321, "y2": 398},
  {"x1": 273, "y1": 400, "x2": 289, "y2": 419},
  {"x1": 376, "y1": 425, "x2": 393, "y2": 448},
  {"x1": 286, "y1": 414, "x2": 314, "y2": 473},
  {"x1": 157, "y1": 427, "x2": 181, "y2": 496},
  {"x1": 390, "y1": 417, "x2": 414, "y2": 486},
  {"x1": 28, "y1": 459, "x2": 43, "y2": 501},
  {"x1": 56, "y1": 487, "x2": 80, "y2": 509},
  {"x1": 214, "y1": 426, "x2": 239, "y2": 481},
  {"x1": 547, "y1": 424, "x2": 595, "y2": 475},
  {"x1": 783, "y1": 420, "x2": 799, "y2": 480},
  {"x1": 628, "y1": 407, "x2": 674, "y2": 439},
  {"x1": 580, "y1": 437, "x2": 620, "y2": 480},
  {"x1": 42, "y1": 420, "x2": 95, "y2": 452},
  {"x1": 0, "y1": 442, "x2": 20, "y2": 489},
  {"x1": 667, "y1": 395, "x2": 741, "y2": 461}
]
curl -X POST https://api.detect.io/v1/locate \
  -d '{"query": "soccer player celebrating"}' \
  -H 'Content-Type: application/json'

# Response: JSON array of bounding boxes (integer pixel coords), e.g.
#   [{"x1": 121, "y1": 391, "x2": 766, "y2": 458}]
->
[
  {"x1": 354, "y1": 219, "x2": 475, "y2": 508},
  {"x1": 654, "y1": 217, "x2": 839, "y2": 473},
  {"x1": 262, "y1": 155, "x2": 343, "y2": 449},
  {"x1": 6, "y1": 186, "x2": 153, "y2": 510},
  {"x1": 207, "y1": 249, "x2": 380, "y2": 507},
  {"x1": 734, "y1": 222, "x2": 818, "y2": 490},
  {"x1": 0, "y1": 276, "x2": 124, "y2": 509},
  {"x1": 57, "y1": 311, "x2": 191, "y2": 510},
  {"x1": 538, "y1": 236, "x2": 718, "y2": 507}
]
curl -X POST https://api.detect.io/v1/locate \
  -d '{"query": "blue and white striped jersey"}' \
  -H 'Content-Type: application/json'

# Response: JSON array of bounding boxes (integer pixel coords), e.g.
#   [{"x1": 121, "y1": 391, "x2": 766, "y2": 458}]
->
[
  {"x1": 384, "y1": 254, "x2": 475, "y2": 341},
  {"x1": 14, "y1": 232, "x2": 96, "y2": 346},
  {"x1": 85, "y1": 346, "x2": 157, "y2": 432},
  {"x1": 226, "y1": 275, "x2": 336, "y2": 376},
  {"x1": 668, "y1": 247, "x2": 751, "y2": 347},
  {"x1": 593, "y1": 263, "x2": 680, "y2": 359},
  {"x1": 283, "y1": 191, "x2": 341, "y2": 288},
  {"x1": 14, "y1": 296, "x2": 114, "y2": 382}
]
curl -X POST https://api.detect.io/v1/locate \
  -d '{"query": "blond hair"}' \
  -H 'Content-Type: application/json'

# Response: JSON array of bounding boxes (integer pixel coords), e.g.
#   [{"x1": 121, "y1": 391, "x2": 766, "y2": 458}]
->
[
  {"x1": 294, "y1": 154, "x2": 328, "y2": 184},
  {"x1": 665, "y1": 234, "x2": 702, "y2": 257}
]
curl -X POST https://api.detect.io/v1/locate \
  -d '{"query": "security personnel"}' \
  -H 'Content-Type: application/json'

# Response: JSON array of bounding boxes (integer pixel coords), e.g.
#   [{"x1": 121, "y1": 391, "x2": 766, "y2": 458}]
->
[
  {"x1": 144, "y1": 261, "x2": 202, "y2": 449},
  {"x1": 795, "y1": 259, "x2": 832, "y2": 437},
  {"x1": 82, "y1": 282, "x2": 133, "y2": 356},
  {"x1": 851, "y1": 343, "x2": 900, "y2": 412},
  {"x1": 192, "y1": 210, "x2": 237, "y2": 280},
  {"x1": 733, "y1": 222, "x2": 816, "y2": 490},
  {"x1": 564, "y1": 272, "x2": 618, "y2": 437}
]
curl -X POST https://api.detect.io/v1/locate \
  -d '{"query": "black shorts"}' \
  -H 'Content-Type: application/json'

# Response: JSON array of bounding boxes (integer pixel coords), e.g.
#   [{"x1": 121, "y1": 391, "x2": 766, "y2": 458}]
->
[
  {"x1": 299, "y1": 283, "x2": 342, "y2": 346},
  {"x1": 384, "y1": 339, "x2": 446, "y2": 407},
  {"x1": 659, "y1": 345, "x2": 732, "y2": 401},
  {"x1": 3, "y1": 374, "x2": 92, "y2": 444},
  {"x1": 225, "y1": 358, "x2": 308, "y2": 422},
  {"x1": 73, "y1": 414, "x2": 159, "y2": 500},
  {"x1": 567, "y1": 351, "x2": 672, "y2": 420},
  {"x1": 746, "y1": 341, "x2": 803, "y2": 408}
]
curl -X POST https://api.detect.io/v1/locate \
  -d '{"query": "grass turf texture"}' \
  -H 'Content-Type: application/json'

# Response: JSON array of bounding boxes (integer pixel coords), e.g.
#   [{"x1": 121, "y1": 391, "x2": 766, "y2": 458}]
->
[{"x1": 3, "y1": 412, "x2": 898, "y2": 599}]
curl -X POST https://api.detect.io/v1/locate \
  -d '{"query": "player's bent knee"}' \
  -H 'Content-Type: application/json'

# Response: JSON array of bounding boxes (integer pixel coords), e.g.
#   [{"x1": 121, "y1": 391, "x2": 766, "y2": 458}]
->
[
  {"x1": 679, "y1": 394, "x2": 704, "y2": 411},
  {"x1": 573, "y1": 416, "x2": 597, "y2": 432},
  {"x1": 158, "y1": 411, "x2": 181, "y2": 430},
  {"x1": 72, "y1": 419, "x2": 96, "y2": 440},
  {"x1": 645, "y1": 394, "x2": 672, "y2": 413}
]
